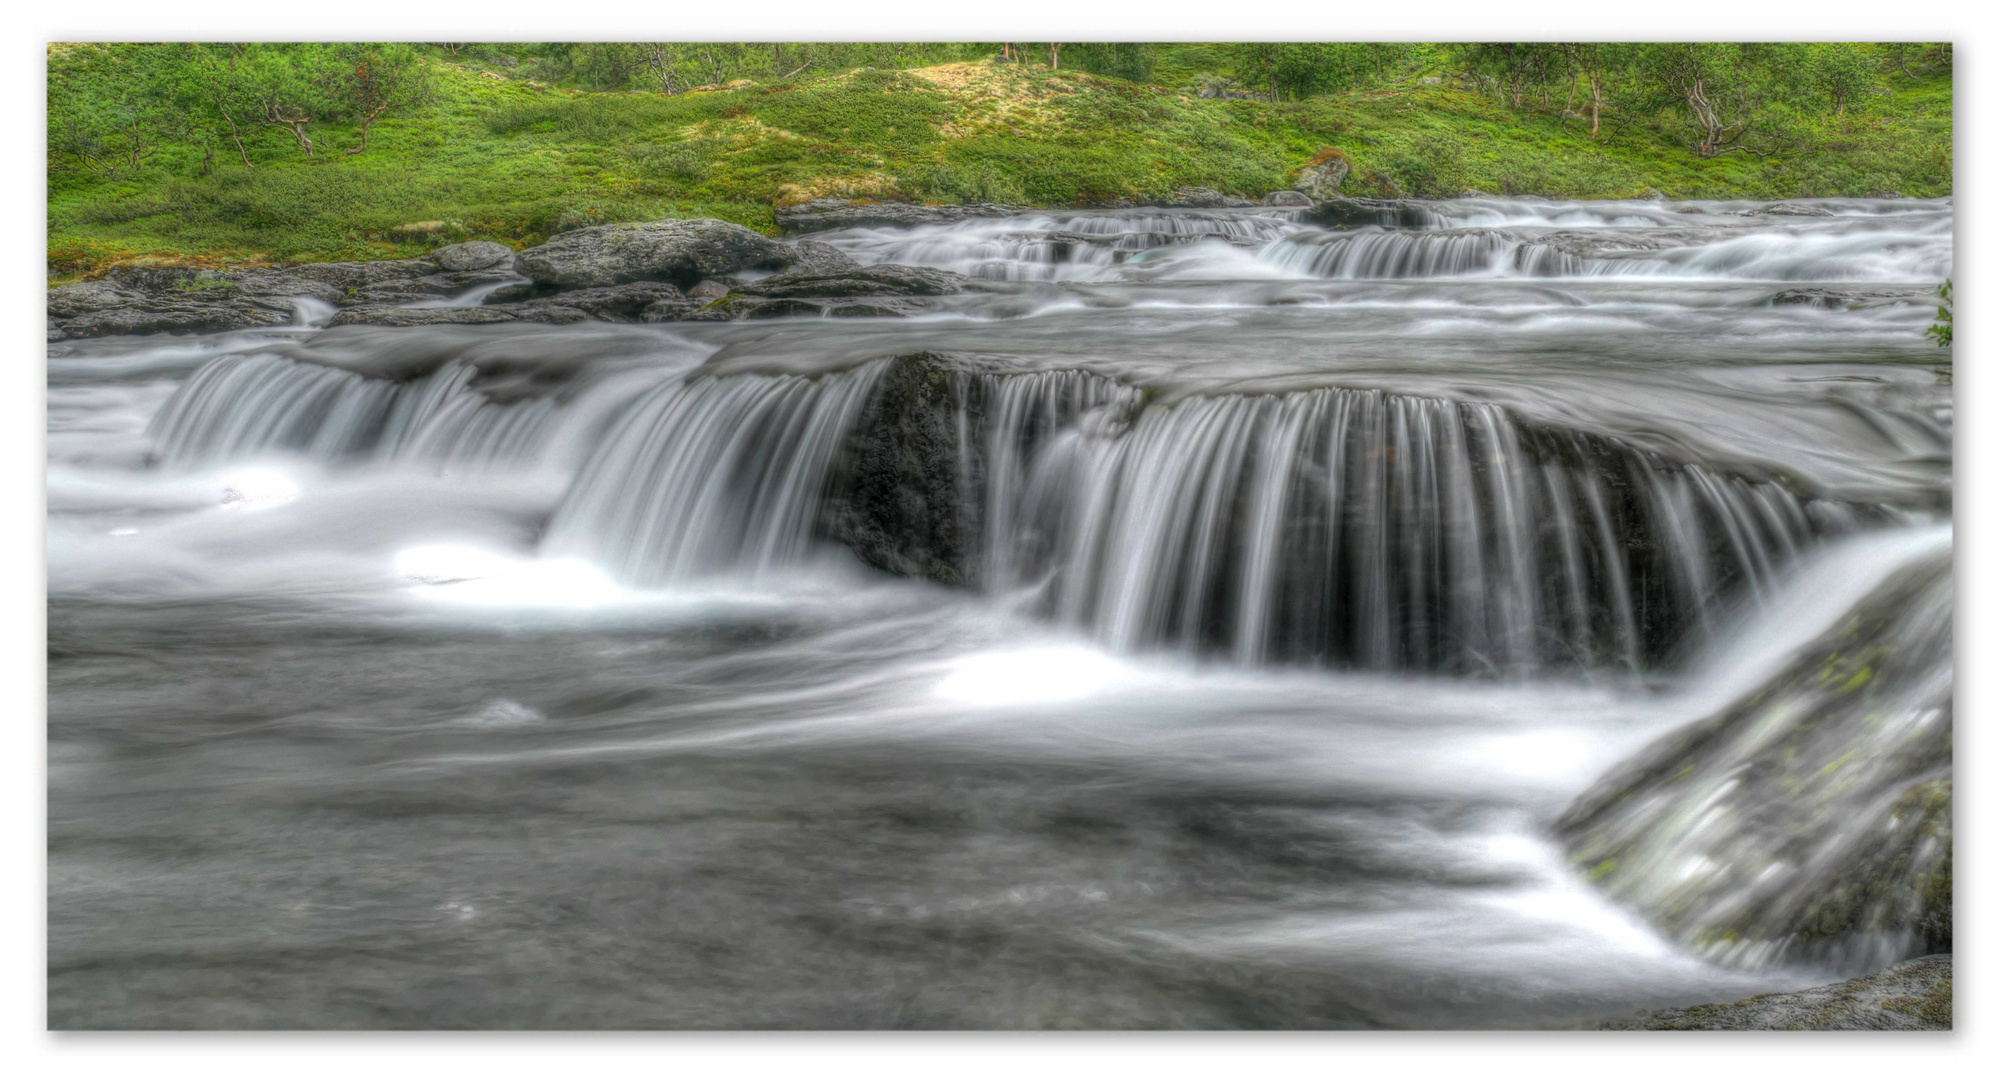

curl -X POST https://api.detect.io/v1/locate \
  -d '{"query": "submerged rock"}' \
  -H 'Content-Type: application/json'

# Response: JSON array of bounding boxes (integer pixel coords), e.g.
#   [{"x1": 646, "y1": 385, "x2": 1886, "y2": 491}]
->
[
  {"x1": 775, "y1": 199, "x2": 1020, "y2": 234},
  {"x1": 1769, "y1": 287, "x2": 1930, "y2": 311},
  {"x1": 1558, "y1": 550, "x2": 1952, "y2": 971},
  {"x1": 1598, "y1": 954, "x2": 1950, "y2": 1030},
  {"x1": 516, "y1": 219, "x2": 794, "y2": 290}
]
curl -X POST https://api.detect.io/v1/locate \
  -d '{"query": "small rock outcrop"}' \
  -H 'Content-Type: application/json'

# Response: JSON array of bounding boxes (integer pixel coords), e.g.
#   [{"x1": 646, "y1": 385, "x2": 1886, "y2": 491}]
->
[
  {"x1": 1293, "y1": 150, "x2": 1351, "y2": 199},
  {"x1": 775, "y1": 199, "x2": 1019, "y2": 234},
  {"x1": 1598, "y1": 955, "x2": 1950, "y2": 1030},
  {"x1": 1156, "y1": 187, "x2": 1257, "y2": 209},
  {"x1": 48, "y1": 266, "x2": 340, "y2": 338},
  {"x1": 778, "y1": 238, "x2": 863, "y2": 274},
  {"x1": 515, "y1": 219, "x2": 794, "y2": 289},
  {"x1": 1263, "y1": 190, "x2": 1313, "y2": 207}
]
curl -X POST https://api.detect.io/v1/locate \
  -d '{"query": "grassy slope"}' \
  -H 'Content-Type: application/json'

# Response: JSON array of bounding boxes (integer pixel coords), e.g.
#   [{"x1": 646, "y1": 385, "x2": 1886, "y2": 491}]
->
[{"x1": 47, "y1": 50, "x2": 1952, "y2": 274}]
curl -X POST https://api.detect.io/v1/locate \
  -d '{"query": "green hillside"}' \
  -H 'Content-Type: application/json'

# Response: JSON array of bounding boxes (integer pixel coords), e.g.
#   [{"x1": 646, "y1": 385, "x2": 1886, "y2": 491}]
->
[{"x1": 47, "y1": 42, "x2": 1953, "y2": 274}]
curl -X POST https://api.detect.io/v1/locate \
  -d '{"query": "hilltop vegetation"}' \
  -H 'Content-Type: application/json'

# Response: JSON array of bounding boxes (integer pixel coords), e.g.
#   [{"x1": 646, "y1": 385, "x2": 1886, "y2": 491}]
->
[{"x1": 47, "y1": 42, "x2": 1953, "y2": 272}]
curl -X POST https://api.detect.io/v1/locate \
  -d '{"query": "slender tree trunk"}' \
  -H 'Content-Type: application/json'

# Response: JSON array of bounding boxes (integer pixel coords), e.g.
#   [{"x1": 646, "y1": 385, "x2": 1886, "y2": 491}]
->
[
  {"x1": 1049, "y1": 43, "x2": 1060, "y2": 69},
  {"x1": 1590, "y1": 77, "x2": 1602, "y2": 138},
  {"x1": 220, "y1": 106, "x2": 253, "y2": 167}
]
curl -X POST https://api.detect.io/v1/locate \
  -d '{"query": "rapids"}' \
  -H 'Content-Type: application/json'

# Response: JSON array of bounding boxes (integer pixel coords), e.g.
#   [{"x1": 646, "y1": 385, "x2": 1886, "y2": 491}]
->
[{"x1": 47, "y1": 196, "x2": 1952, "y2": 1028}]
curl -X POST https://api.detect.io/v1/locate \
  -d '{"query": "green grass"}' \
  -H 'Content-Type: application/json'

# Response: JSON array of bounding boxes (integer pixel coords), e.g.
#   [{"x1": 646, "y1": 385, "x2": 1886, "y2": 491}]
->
[{"x1": 46, "y1": 50, "x2": 1953, "y2": 276}]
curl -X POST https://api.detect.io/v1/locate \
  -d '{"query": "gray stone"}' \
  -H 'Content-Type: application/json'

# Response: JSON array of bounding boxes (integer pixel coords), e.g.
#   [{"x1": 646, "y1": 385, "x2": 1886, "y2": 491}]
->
[
  {"x1": 514, "y1": 282, "x2": 686, "y2": 322},
  {"x1": 775, "y1": 199, "x2": 1020, "y2": 234},
  {"x1": 281, "y1": 259, "x2": 440, "y2": 290},
  {"x1": 1157, "y1": 187, "x2": 1256, "y2": 209},
  {"x1": 432, "y1": 240, "x2": 518, "y2": 272},
  {"x1": 1263, "y1": 190, "x2": 1313, "y2": 207},
  {"x1": 47, "y1": 280, "x2": 142, "y2": 319},
  {"x1": 327, "y1": 304, "x2": 590, "y2": 327},
  {"x1": 516, "y1": 218, "x2": 794, "y2": 289},
  {"x1": 1598, "y1": 955, "x2": 1950, "y2": 1030},
  {"x1": 1458, "y1": 188, "x2": 1497, "y2": 199}
]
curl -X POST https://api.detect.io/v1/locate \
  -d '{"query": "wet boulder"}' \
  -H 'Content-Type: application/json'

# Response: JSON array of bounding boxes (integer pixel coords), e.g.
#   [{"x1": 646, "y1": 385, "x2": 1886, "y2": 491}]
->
[
  {"x1": 1769, "y1": 287, "x2": 1929, "y2": 312},
  {"x1": 1307, "y1": 197, "x2": 1438, "y2": 229},
  {"x1": 515, "y1": 219, "x2": 794, "y2": 290},
  {"x1": 1263, "y1": 190, "x2": 1313, "y2": 207},
  {"x1": 775, "y1": 199, "x2": 1019, "y2": 234},
  {"x1": 1558, "y1": 551, "x2": 1953, "y2": 972},
  {"x1": 824, "y1": 352, "x2": 997, "y2": 585}
]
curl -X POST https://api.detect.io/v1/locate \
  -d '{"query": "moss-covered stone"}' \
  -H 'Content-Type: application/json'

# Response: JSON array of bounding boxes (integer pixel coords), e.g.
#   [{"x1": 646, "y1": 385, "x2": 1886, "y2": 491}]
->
[{"x1": 1599, "y1": 954, "x2": 1950, "y2": 1030}]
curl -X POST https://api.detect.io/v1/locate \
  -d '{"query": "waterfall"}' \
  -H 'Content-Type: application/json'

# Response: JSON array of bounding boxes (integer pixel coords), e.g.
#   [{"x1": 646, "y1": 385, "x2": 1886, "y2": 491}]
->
[
  {"x1": 146, "y1": 353, "x2": 560, "y2": 471},
  {"x1": 540, "y1": 364, "x2": 888, "y2": 586},
  {"x1": 982, "y1": 383, "x2": 1835, "y2": 674}
]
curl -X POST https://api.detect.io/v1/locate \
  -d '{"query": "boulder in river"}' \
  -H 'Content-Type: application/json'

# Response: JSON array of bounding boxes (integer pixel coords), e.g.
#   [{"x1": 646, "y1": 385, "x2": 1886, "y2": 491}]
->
[
  {"x1": 1743, "y1": 202, "x2": 1836, "y2": 217},
  {"x1": 329, "y1": 304, "x2": 591, "y2": 327},
  {"x1": 516, "y1": 219, "x2": 795, "y2": 290},
  {"x1": 1558, "y1": 549, "x2": 1952, "y2": 972},
  {"x1": 778, "y1": 238, "x2": 863, "y2": 275}
]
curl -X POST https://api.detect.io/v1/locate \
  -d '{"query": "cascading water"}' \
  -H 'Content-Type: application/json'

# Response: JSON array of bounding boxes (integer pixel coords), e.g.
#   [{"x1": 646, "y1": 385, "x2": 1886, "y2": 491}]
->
[{"x1": 49, "y1": 195, "x2": 1952, "y2": 1028}]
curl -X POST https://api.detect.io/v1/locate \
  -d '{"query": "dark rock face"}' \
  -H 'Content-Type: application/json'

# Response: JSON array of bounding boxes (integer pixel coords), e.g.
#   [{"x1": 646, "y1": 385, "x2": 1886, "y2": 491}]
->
[
  {"x1": 432, "y1": 240, "x2": 517, "y2": 272},
  {"x1": 1263, "y1": 190, "x2": 1313, "y2": 207},
  {"x1": 1307, "y1": 197, "x2": 1439, "y2": 229},
  {"x1": 775, "y1": 199, "x2": 1019, "y2": 234},
  {"x1": 516, "y1": 219, "x2": 794, "y2": 289},
  {"x1": 1598, "y1": 954, "x2": 1951, "y2": 1030},
  {"x1": 1558, "y1": 551, "x2": 1952, "y2": 971},
  {"x1": 346, "y1": 270, "x2": 522, "y2": 306},
  {"x1": 825, "y1": 352, "x2": 993, "y2": 585}
]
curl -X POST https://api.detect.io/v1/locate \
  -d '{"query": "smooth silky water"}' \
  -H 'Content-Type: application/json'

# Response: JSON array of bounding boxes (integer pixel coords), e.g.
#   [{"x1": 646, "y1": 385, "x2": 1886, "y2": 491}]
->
[{"x1": 47, "y1": 197, "x2": 1952, "y2": 1028}]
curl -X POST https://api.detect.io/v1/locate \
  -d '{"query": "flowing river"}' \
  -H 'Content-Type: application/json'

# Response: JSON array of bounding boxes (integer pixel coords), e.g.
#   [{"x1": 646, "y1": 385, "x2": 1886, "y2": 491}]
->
[{"x1": 47, "y1": 196, "x2": 1953, "y2": 1028}]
